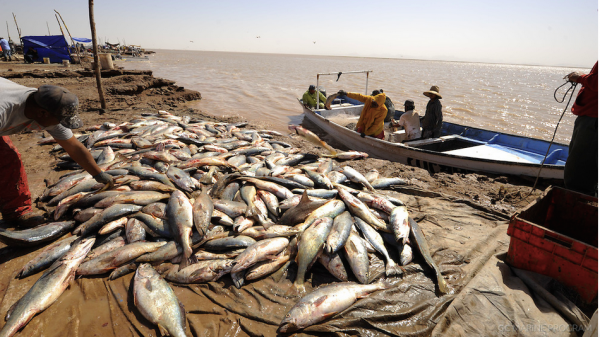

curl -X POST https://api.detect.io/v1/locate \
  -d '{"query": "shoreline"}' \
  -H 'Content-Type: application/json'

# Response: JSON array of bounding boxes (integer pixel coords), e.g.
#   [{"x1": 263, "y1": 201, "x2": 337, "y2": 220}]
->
[{"x1": 0, "y1": 60, "x2": 551, "y2": 215}]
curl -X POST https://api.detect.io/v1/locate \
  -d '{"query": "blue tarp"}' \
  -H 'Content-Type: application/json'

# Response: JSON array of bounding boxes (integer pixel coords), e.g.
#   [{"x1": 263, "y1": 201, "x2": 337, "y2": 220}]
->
[
  {"x1": 72, "y1": 37, "x2": 92, "y2": 43},
  {"x1": 22, "y1": 35, "x2": 70, "y2": 63}
]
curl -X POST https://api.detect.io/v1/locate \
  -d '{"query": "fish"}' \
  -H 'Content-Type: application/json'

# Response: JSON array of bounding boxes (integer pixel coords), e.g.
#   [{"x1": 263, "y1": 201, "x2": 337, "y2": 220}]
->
[
  {"x1": 303, "y1": 168, "x2": 334, "y2": 189},
  {"x1": 318, "y1": 251, "x2": 348, "y2": 281},
  {"x1": 341, "y1": 166, "x2": 376, "y2": 192},
  {"x1": 165, "y1": 260, "x2": 234, "y2": 283},
  {"x1": 142, "y1": 202, "x2": 167, "y2": 219},
  {"x1": 288, "y1": 124, "x2": 337, "y2": 156},
  {"x1": 192, "y1": 190, "x2": 213, "y2": 238},
  {"x1": 278, "y1": 281, "x2": 392, "y2": 334},
  {"x1": 390, "y1": 205, "x2": 410, "y2": 244},
  {"x1": 108, "y1": 263, "x2": 138, "y2": 280},
  {"x1": 409, "y1": 217, "x2": 450, "y2": 294},
  {"x1": 0, "y1": 221, "x2": 76, "y2": 247},
  {"x1": 321, "y1": 151, "x2": 369, "y2": 160},
  {"x1": 166, "y1": 190, "x2": 198, "y2": 271},
  {"x1": 202, "y1": 235, "x2": 256, "y2": 251},
  {"x1": 0, "y1": 237, "x2": 95, "y2": 337},
  {"x1": 74, "y1": 204, "x2": 143, "y2": 237},
  {"x1": 133, "y1": 264, "x2": 187, "y2": 337},
  {"x1": 97, "y1": 146, "x2": 115, "y2": 165},
  {"x1": 400, "y1": 243, "x2": 413, "y2": 266},
  {"x1": 370, "y1": 177, "x2": 407, "y2": 189},
  {"x1": 364, "y1": 169, "x2": 379, "y2": 183},
  {"x1": 77, "y1": 241, "x2": 167, "y2": 275},
  {"x1": 354, "y1": 216, "x2": 403, "y2": 276},
  {"x1": 245, "y1": 253, "x2": 290, "y2": 281},
  {"x1": 324, "y1": 211, "x2": 354, "y2": 254},
  {"x1": 166, "y1": 165, "x2": 196, "y2": 193},
  {"x1": 85, "y1": 236, "x2": 126, "y2": 262},
  {"x1": 98, "y1": 217, "x2": 128, "y2": 235},
  {"x1": 126, "y1": 218, "x2": 146, "y2": 243},
  {"x1": 231, "y1": 237, "x2": 289, "y2": 274},
  {"x1": 130, "y1": 180, "x2": 178, "y2": 193},
  {"x1": 294, "y1": 217, "x2": 333, "y2": 292},
  {"x1": 343, "y1": 230, "x2": 369, "y2": 284},
  {"x1": 294, "y1": 199, "x2": 345, "y2": 232},
  {"x1": 17, "y1": 236, "x2": 79, "y2": 279},
  {"x1": 335, "y1": 186, "x2": 388, "y2": 232}
]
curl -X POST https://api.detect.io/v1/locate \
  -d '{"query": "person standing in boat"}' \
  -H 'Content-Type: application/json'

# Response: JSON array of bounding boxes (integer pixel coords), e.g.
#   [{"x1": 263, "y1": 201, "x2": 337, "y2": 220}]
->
[
  {"x1": 337, "y1": 89, "x2": 387, "y2": 139},
  {"x1": 302, "y1": 85, "x2": 327, "y2": 109},
  {"x1": 564, "y1": 61, "x2": 598, "y2": 196},
  {"x1": 421, "y1": 86, "x2": 443, "y2": 139},
  {"x1": 393, "y1": 99, "x2": 421, "y2": 141}
]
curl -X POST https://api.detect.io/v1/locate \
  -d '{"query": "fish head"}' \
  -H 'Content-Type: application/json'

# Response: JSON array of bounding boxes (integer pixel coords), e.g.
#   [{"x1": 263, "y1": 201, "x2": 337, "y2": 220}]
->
[{"x1": 277, "y1": 317, "x2": 299, "y2": 334}]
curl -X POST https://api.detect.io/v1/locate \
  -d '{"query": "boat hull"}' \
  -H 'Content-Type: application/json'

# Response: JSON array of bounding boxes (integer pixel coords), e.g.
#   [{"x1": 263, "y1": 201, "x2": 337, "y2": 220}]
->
[{"x1": 301, "y1": 106, "x2": 565, "y2": 180}]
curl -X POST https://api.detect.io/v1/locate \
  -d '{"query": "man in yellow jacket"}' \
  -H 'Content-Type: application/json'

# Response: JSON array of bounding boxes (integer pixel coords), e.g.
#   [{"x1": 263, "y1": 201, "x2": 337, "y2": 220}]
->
[{"x1": 338, "y1": 90, "x2": 387, "y2": 139}]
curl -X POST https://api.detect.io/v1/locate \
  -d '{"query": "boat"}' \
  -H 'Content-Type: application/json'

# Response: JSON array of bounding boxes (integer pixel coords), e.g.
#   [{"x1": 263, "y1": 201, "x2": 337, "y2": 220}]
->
[{"x1": 299, "y1": 71, "x2": 568, "y2": 180}]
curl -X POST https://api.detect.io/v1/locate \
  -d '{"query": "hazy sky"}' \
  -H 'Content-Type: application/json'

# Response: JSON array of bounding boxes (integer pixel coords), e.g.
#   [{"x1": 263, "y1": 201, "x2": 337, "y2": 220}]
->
[{"x1": 1, "y1": 0, "x2": 597, "y2": 68}]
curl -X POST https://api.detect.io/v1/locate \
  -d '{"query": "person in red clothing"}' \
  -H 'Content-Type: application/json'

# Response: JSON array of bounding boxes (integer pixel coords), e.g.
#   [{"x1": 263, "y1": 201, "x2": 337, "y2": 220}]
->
[
  {"x1": 564, "y1": 61, "x2": 598, "y2": 196},
  {"x1": 0, "y1": 78, "x2": 114, "y2": 227}
]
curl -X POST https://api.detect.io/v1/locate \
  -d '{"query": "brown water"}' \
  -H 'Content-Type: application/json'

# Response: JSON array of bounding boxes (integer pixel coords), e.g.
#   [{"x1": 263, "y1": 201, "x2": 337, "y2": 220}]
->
[{"x1": 119, "y1": 49, "x2": 589, "y2": 144}]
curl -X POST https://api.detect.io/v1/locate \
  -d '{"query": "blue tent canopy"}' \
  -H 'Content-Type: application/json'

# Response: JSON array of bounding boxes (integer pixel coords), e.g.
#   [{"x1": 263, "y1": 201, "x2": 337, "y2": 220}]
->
[{"x1": 22, "y1": 35, "x2": 70, "y2": 63}]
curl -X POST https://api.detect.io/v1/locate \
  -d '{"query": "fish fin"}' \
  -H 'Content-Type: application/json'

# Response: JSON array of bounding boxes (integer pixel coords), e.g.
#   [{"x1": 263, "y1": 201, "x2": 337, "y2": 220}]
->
[
  {"x1": 157, "y1": 323, "x2": 169, "y2": 336},
  {"x1": 299, "y1": 191, "x2": 310, "y2": 205},
  {"x1": 5, "y1": 299, "x2": 19, "y2": 321},
  {"x1": 264, "y1": 254, "x2": 279, "y2": 261},
  {"x1": 144, "y1": 279, "x2": 153, "y2": 292},
  {"x1": 178, "y1": 300, "x2": 187, "y2": 328},
  {"x1": 178, "y1": 254, "x2": 197, "y2": 272}
]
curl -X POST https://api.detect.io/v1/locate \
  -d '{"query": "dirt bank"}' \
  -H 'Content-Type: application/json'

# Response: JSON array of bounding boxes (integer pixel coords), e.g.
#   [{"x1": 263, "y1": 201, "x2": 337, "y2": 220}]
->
[{"x1": 0, "y1": 60, "x2": 551, "y2": 216}]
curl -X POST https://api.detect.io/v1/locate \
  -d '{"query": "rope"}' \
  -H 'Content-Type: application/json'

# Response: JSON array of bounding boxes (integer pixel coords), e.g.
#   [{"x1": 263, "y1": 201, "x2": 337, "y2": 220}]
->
[{"x1": 519, "y1": 79, "x2": 578, "y2": 201}]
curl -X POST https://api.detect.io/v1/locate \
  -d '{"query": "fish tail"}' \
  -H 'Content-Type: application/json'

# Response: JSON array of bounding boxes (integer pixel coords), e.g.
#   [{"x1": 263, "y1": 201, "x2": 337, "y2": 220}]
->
[
  {"x1": 385, "y1": 260, "x2": 404, "y2": 276},
  {"x1": 366, "y1": 183, "x2": 376, "y2": 192},
  {"x1": 437, "y1": 271, "x2": 450, "y2": 294},
  {"x1": 178, "y1": 248, "x2": 197, "y2": 271}
]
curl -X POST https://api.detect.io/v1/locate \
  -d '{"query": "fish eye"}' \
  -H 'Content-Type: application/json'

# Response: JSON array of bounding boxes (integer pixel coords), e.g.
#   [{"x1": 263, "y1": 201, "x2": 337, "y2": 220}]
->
[{"x1": 285, "y1": 314, "x2": 290, "y2": 318}]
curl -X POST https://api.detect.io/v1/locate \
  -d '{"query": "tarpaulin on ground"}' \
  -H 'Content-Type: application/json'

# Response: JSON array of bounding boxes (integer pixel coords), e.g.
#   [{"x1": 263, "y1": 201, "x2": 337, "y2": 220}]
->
[
  {"x1": 21, "y1": 36, "x2": 70, "y2": 64},
  {"x1": 0, "y1": 189, "x2": 585, "y2": 336}
]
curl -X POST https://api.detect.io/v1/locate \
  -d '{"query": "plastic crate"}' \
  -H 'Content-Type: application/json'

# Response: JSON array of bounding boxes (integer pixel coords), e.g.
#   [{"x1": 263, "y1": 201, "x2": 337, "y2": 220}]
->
[{"x1": 506, "y1": 187, "x2": 598, "y2": 303}]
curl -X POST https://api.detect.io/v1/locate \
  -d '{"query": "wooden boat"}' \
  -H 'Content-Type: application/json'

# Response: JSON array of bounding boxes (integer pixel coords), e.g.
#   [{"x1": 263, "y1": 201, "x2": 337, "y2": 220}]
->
[{"x1": 299, "y1": 71, "x2": 568, "y2": 180}]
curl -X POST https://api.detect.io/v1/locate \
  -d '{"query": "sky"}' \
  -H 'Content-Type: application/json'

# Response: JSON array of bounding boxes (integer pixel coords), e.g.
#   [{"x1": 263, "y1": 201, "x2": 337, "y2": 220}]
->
[{"x1": 0, "y1": 0, "x2": 597, "y2": 68}]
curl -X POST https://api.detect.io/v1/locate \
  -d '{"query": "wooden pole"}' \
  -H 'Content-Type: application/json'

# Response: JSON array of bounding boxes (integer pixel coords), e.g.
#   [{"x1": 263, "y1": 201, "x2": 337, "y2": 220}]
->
[
  {"x1": 12, "y1": 13, "x2": 21, "y2": 39},
  {"x1": 46, "y1": 21, "x2": 50, "y2": 35},
  {"x1": 55, "y1": 14, "x2": 65, "y2": 37},
  {"x1": 88, "y1": 0, "x2": 107, "y2": 111},
  {"x1": 6, "y1": 22, "x2": 10, "y2": 40},
  {"x1": 54, "y1": 10, "x2": 81, "y2": 68}
]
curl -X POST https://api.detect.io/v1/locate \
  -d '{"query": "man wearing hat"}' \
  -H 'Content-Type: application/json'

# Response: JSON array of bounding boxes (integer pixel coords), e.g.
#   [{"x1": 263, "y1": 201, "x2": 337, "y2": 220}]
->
[
  {"x1": 421, "y1": 85, "x2": 443, "y2": 139},
  {"x1": 395, "y1": 99, "x2": 421, "y2": 141},
  {"x1": 302, "y1": 85, "x2": 327, "y2": 109},
  {"x1": 0, "y1": 78, "x2": 114, "y2": 227}
]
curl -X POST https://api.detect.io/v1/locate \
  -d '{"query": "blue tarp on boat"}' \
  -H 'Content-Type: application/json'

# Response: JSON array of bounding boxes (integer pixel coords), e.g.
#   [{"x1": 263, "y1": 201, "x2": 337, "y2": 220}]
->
[
  {"x1": 22, "y1": 35, "x2": 70, "y2": 63},
  {"x1": 72, "y1": 37, "x2": 92, "y2": 44}
]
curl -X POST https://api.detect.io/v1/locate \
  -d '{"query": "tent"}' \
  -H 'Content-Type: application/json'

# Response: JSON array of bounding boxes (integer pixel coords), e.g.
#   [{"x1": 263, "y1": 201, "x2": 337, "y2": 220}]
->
[
  {"x1": 21, "y1": 35, "x2": 70, "y2": 63},
  {"x1": 72, "y1": 37, "x2": 92, "y2": 44}
]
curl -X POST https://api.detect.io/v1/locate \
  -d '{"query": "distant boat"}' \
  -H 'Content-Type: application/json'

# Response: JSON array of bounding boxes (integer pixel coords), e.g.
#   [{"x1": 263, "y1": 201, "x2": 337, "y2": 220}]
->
[{"x1": 299, "y1": 71, "x2": 568, "y2": 180}]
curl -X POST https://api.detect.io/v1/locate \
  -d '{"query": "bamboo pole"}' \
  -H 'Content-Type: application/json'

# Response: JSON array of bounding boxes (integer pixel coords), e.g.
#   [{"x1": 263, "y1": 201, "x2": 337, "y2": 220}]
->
[
  {"x1": 12, "y1": 13, "x2": 21, "y2": 40},
  {"x1": 54, "y1": 10, "x2": 81, "y2": 68},
  {"x1": 88, "y1": 0, "x2": 107, "y2": 111},
  {"x1": 6, "y1": 22, "x2": 10, "y2": 40},
  {"x1": 55, "y1": 14, "x2": 65, "y2": 37},
  {"x1": 46, "y1": 21, "x2": 50, "y2": 35}
]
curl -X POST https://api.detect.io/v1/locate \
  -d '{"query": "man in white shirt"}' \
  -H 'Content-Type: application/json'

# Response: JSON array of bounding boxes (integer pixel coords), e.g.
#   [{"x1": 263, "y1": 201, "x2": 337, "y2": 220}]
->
[
  {"x1": 395, "y1": 99, "x2": 421, "y2": 141},
  {"x1": 0, "y1": 78, "x2": 113, "y2": 227}
]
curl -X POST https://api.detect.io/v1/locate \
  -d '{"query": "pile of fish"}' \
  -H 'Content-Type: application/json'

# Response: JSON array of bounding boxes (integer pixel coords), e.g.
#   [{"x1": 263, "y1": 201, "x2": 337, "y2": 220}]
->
[{"x1": 0, "y1": 111, "x2": 449, "y2": 336}]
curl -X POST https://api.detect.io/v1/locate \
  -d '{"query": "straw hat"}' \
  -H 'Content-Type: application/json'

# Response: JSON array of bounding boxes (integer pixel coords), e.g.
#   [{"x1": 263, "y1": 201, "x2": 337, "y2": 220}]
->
[{"x1": 423, "y1": 85, "x2": 442, "y2": 99}]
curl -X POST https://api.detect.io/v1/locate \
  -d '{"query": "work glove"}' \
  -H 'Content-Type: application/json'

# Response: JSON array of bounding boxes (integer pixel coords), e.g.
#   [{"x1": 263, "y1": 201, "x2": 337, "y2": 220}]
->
[
  {"x1": 337, "y1": 90, "x2": 347, "y2": 97},
  {"x1": 360, "y1": 133, "x2": 366, "y2": 138}
]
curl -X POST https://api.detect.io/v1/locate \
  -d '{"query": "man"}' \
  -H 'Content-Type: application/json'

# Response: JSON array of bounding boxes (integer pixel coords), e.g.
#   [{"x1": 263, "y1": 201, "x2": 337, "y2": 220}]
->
[
  {"x1": 0, "y1": 37, "x2": 11, "y2": 61},
  {"x1": 302, "y1": 85, "x2": 327, "y2": 109},
  {"x1": 421, "y1": 85, "x2": 443, "y2": 139},
  {"x1": 24, "y1": 47, "x2": 39, "y2": 64},
  {"x1": 0, "y1": 78, "x2": 114, "y2": 227},
  {"x1": 564, "y1": 61, "x2": 598, "y2": 196},
  {"x1": 338, "y1": 89, "x2": 387, "y2": 139},
  {"x1": 394, "y1": 99, "x2": 421, "y2": 141}
]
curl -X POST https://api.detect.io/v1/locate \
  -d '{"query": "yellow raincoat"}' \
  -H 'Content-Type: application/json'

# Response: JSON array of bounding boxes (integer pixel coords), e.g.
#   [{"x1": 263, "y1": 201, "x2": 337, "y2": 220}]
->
[{"x1": 348, "y1": 92, "x2": 387, "y2": 136}]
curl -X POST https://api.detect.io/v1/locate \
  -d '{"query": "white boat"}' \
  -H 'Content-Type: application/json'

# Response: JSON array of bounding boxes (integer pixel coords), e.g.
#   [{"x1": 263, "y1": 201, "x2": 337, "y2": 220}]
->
[{"x1": 299, "y1": 71, "x2": 568, "y2": 180}]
